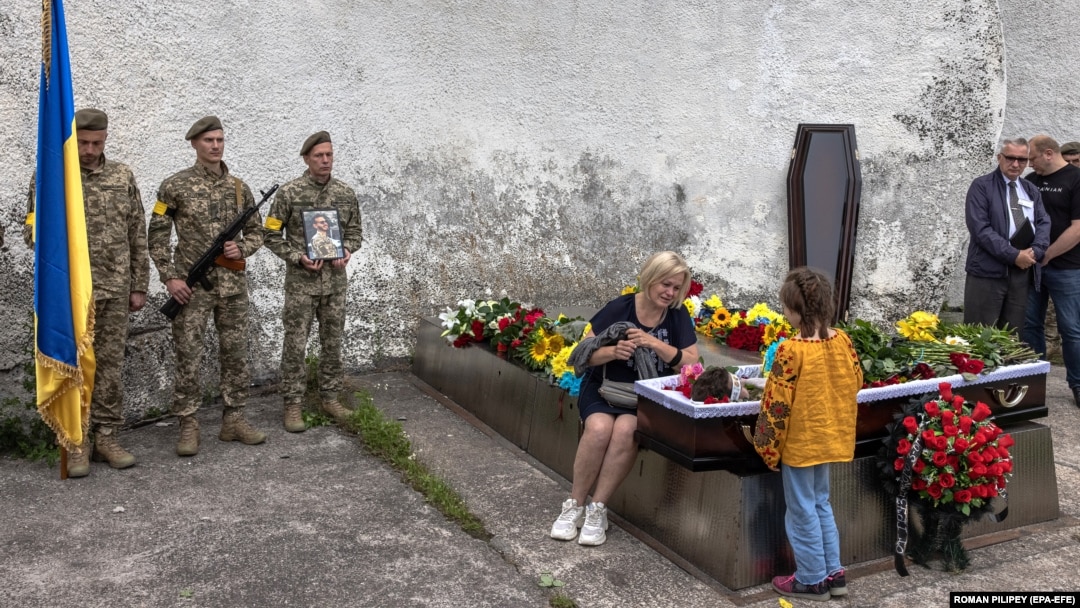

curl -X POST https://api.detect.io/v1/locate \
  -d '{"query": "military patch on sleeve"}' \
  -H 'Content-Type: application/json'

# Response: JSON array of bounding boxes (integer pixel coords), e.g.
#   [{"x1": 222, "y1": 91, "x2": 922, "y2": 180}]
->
[
  {"x1": 152, "y1": 201, "x2": 176, "y2": 216},
  {"x1": 265, "y1": 217, "x2": 283, "y2": 231},
  {"x1": 25, "y1": 212, "x2": 34, "y2": 226}
]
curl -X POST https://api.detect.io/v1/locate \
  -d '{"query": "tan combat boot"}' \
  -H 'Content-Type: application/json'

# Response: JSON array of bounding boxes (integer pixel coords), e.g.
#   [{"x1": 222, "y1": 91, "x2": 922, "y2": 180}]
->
[
  {"x1": 176, "y1": 415, "x2": 200, "y2": 457},
  {"x1": 92, "y1": 428, "x2": 136, "y2": 469},
  {"x1": 219, "y1": 409, "x2": 266, "y2": 445},
  {"x1": 283, "y1": 401, "x2": 305, "y2": 433},
  {"x1": 320, "y1": 399, "x2": 352, "y2": 424},
  {"x1": 67, "y1": 445, "x2": 90, "y2": 478}
]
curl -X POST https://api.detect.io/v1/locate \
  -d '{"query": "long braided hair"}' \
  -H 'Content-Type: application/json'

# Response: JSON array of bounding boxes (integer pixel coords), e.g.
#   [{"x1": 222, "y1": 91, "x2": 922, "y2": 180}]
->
[{"x1": 779, "y1": 267, "x2": 835, "y2": 339}]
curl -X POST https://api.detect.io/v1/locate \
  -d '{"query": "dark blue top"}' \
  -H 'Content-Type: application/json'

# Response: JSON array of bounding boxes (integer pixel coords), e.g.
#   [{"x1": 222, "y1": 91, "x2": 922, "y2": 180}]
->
[{"x1": 586, "y1": 294, "x2": 697, "y2": 383}]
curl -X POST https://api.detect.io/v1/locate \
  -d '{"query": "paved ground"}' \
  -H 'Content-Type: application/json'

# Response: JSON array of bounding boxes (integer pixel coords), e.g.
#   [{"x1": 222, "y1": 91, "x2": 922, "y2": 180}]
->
[{"x1": 2, "y1": 364, "x2": 1079, "y2": 607}]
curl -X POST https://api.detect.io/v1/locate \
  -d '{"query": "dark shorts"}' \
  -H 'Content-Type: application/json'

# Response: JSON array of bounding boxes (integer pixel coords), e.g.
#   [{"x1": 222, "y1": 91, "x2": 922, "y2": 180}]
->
[{"x1": 578, "y1": 370, "x2": 638, "y2": 421}]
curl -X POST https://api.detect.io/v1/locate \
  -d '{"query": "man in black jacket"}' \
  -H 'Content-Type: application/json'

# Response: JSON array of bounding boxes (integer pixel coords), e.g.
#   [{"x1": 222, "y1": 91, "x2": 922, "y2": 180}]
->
[{"x1": 963, "y1": 137, "x2": 1050, "y2": 333}]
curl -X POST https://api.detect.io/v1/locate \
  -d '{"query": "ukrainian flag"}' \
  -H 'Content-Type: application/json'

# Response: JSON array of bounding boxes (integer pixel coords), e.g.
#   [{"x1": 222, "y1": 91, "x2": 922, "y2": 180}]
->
[{"x1": 33, "y1": 0, "x2": 95, "y2": 453}]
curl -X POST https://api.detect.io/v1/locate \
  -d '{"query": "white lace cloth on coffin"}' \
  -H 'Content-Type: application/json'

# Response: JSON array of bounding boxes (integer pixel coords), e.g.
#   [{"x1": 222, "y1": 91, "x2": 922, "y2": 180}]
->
[{"x1": 633, "y1": 361, "x2": 1050, "y2": 420}]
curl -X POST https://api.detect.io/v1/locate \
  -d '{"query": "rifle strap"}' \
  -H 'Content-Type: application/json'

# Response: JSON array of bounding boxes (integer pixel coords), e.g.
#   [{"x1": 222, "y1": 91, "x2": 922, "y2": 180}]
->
[{"x1": 234, "y1": 178, "x2": 244, "y2": 214}]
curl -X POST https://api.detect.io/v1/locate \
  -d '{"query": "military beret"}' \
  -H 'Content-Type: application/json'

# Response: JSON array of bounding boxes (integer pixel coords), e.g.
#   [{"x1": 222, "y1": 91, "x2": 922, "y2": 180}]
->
[
  {"x1": 300, "y1": 131, "x2": 332, "y2": 156},
  {"x1": 1061, "y1": 141, "x2": 1080, "y2": 156},
  {"x1": 74, "y1": 108, "x2": 108, "y2": 131},
  {"x1": 185, "y1": 115, "x2": 223, "y2": 141}
]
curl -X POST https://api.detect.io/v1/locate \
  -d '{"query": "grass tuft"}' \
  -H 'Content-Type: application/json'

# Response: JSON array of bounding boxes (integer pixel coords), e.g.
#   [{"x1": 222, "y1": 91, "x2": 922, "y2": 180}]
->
[{"x1": 342, "y1": 390, "x2": 491, "y2": 541}]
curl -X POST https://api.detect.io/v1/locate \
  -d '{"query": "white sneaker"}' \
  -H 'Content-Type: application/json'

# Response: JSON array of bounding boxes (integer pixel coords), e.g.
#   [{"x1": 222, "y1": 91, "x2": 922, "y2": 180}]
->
[
  {"x1": 549, "y1": 498, "x2": 585, "y2": 540},
  {"x1": 577, "y1": 502, "x2": 609, "y2": 546}
]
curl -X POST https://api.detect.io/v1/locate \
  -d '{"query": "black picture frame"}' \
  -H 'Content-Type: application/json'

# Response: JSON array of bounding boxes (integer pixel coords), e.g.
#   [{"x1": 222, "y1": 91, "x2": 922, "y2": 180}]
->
[{"x1": 301, "y1": 208, "x2": 344, "y2": 260}]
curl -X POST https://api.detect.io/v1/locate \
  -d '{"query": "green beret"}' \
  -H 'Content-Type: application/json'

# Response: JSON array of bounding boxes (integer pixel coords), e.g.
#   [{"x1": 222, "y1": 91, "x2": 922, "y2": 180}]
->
[
  {"x1": 1061, "y1": 141, "x2": 1080, "y2": 156},
  {"x1": 74, "y1": 108, "x2": 108, "y2": 131},
  {"x1": 300, "y1": 131, "x2": 332, "y2": 156},
  {"x1": 185, "y1": 115, "x2": 223, "y2": 141}
]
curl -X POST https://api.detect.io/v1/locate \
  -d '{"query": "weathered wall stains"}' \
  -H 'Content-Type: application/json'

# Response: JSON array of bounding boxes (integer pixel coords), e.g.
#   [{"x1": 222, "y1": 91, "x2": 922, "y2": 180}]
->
[{"x1": 0, "y1": 0, "x2": 1071, "y2": 422}]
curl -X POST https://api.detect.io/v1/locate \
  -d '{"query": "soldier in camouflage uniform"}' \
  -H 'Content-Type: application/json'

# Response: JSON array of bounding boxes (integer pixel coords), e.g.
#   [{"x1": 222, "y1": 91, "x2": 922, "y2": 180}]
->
[
  {"x1": 264, "y1": 131, "x2": 362, "y2": 431},
  {"x1": 24, "y1": 108, "x2": 149, "y2": 477},
  {"x1": 147, "y1": 116, "x2": 266, "y2": 456}
]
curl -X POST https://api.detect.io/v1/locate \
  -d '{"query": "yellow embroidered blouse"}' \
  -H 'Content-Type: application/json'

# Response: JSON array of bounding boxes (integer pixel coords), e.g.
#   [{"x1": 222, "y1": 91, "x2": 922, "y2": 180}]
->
[{"x1": 753, "y1": 328, "x2": 863, "y2": 469}]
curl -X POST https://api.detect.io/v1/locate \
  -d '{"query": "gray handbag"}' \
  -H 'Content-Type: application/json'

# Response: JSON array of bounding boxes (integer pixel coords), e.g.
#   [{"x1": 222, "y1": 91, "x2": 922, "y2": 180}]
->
[{"x1": 598, "y1": 368, "x2": 638, "y2": 409}]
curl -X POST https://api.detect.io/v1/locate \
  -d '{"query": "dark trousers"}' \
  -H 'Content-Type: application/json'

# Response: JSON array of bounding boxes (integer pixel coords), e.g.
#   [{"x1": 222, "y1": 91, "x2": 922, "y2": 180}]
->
[{"x1": 963, "y1": 269, "x2": 1029, "y2": 333}]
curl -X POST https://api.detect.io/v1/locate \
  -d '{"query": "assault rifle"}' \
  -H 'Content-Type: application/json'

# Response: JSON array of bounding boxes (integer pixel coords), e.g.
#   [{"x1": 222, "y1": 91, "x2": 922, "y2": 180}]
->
[{"x1": 159, "y1": 184, "x2": 279, "y2": 320}]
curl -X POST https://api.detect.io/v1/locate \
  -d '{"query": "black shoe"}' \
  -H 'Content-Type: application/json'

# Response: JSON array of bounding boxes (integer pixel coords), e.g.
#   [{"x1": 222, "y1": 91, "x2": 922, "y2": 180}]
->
[
  {"x1": 827, "y1": 569, "x2": 847, "y2": 596},
  {"x1": 1072, "y1": 386, "x2": 1080, "y2": 408}
]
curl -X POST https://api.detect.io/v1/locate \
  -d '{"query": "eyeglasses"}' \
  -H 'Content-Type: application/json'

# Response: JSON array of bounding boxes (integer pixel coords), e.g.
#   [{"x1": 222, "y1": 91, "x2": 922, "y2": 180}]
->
[{"x1": 999, "y1": 155, "x2": 1027, "y2": 165}]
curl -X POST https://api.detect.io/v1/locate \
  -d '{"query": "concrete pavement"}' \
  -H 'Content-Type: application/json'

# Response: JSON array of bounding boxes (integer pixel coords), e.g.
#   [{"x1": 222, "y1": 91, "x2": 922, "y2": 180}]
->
[{"x1": 2, "y1": 364, "x2": 1079, "y2": 607}]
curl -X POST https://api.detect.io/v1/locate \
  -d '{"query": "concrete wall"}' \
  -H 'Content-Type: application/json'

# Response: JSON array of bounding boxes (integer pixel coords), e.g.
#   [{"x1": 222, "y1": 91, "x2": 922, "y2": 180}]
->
[{"x1": 0, "y1": 0, "x2": 1075, "y2": 420}]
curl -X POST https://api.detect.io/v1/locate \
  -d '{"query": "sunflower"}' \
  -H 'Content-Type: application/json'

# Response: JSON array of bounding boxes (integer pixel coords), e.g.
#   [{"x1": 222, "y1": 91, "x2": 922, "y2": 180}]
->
[
  {"x1": 712, "y1": 306, "x2": 732, "y2": 326},
  {"x1": 620, "y1": 285, "x2": 638, "y2": 295},
  {"x1": 550, "y1": 345, "x2": 575, "y2": 377},
  {"x1": 530, "y1": 338, "x2": 549, "y2": 364},
  {"x1": 546, "y1": 333, "x2": 566, "y2": 355}
]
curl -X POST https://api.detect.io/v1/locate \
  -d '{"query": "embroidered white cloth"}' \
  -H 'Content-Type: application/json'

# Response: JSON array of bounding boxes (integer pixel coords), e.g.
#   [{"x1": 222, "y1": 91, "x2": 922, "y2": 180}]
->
[{"x1": 634, "y1": 361, "x2": 1050, "y2": 420}]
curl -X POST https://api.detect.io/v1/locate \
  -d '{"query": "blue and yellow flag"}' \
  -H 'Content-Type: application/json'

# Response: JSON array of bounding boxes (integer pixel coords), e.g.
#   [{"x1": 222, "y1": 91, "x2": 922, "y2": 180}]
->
[{"x1": 34, "y1": 0, "x2": 95, "y2": 452}]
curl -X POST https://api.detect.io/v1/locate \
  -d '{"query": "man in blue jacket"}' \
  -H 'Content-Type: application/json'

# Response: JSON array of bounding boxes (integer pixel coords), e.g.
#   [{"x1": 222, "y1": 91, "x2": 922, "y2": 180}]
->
[{"x1": 963, "y1": 137, "x2": 1050, "y2": 334}]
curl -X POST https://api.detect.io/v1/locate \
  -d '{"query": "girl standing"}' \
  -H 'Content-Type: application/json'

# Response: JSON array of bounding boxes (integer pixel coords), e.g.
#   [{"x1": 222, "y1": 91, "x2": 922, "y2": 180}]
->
[{"x1": 754, "y1": 267, "x2": 863, "y2": 601}]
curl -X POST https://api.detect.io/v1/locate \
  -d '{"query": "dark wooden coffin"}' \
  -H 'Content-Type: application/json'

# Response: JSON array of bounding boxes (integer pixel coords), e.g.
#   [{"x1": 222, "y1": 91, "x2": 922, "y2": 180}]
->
[{"x1": 635, "y1": 362, "x2": 1050, "y2": 472}]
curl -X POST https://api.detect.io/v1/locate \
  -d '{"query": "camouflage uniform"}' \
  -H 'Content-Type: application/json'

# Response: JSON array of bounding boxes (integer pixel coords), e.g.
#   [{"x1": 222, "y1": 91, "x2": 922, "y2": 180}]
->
[
  {"x1": 264, "y1": 171, "x2": 362, "y2": 404},
  {"x1": 24, "y1": 157, "x2": 150, "y2": 433},
  {"x1": 147, "y1": 162, "x2": 263, "y2": 417},
  {"x1": 309, "y1": 231, "x2": 339, "y2": 259}
]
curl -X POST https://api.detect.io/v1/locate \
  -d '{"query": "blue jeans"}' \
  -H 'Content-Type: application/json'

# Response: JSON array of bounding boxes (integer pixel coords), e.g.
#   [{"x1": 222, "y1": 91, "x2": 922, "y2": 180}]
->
[
  {"x1": 781, "y1": 463, "x2": 841, "y2": 585},
  {"x1": 1023, "y1": 266, "x2": 1080, "y2": 388}
]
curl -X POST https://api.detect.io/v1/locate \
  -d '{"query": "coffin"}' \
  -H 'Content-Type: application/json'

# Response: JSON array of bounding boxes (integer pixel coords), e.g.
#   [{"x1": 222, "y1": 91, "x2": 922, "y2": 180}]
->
[{"x1": 634, "y1": 361, "x2": 1050, "y2": 472}]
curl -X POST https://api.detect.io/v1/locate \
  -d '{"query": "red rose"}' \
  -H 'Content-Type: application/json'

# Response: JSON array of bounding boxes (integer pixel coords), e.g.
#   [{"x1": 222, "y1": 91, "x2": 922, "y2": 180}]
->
[
  {"x1": 943, "y1": 424, "x2": 959, "y2": 437},
  {"x1": 897, "y1": 438, "x2": 912, "y2": 456},
  {"x1": 1000, "y1": 461, "x2": 1013, "y2": 473},
  {"x1": 497, "y1": 342, "x2": 508, "y2": 353},
  {"x1": 912, "y1": 478, "x2": 927, "y2": 491},
  {"x1": 939, "y1": 473, "x2": 955, "y2": 488},
  {"x1": 974, "y1": 429, "x2": 989, "y2": 446},
  {"x1": 932, "y1": 451, "x2": 948, "y2": 466},
  {"x1": 947, "y1": 455, "x2": 960, "y2": 470},
  {"x1": 688, "y1": 280, "x2": 704, "y2": 297},
  {"x1": 972, "y1": 463, "x2": 988, "y2": 477},
  {"x1": 934, "y1": 435, "x2": 950, "y2": 451},
  {"x1": 913, "y1": 459, "x2": 926, "y2": 474},
  {"x1": 963, "y1": 359, "x2": 985, "y2": 374},
  {"x1": 452, "y1": 335, "x2": 470, "y2": 348},
  {"x1": 972, "y1": 402, "x2": 992, "y2": 422},
  {"x1": 938, "y1": 382, "x2": 954, "y2": 401},
  {"x1": 526, "y1": 308, "x2": 545, "y2": 323},
  {"x1": 927, "y1": 483, "x2": 943, "y2": 499},
  {"x1": 922, "y1": 429, "x2": 937, "y2": 444},
  {"x1": 497, "y1": 317, "x2": 511, "y2": 331},
  {"x1": 871, "y1": 380, "x2": 885, "y2": 388},
  {"x1": 952, "y1": 395, "x2": 965, "y2": 412},
  {"x1": 471, "y1": 320, "x2": 485, "y2": 340},
  {"x1": 942, "y1": 410, "x2": 955, "y2": 425},
  {"x1": 954, "y1": 489, "x2": 972, "y2": 503},
  {"x1": 967, "y1": 451, "x2": 982, "y2": 465},
  {"x1": 959, "y1": 415, "x2": 973, "y2": 434},
  {"x1": 894, "y1": 457, "x2": 905, "y2": 471},
  {"x1": 949, "y1": 352, "x2": 968, "y2": 368},
  {"x1": 903, "y1": 416, "x2": 919, "y2": 435},
  {"x1": 511, "y1": 339, "x2": 522, "y2": 348},
  {"x1": 953, "y1": 437, "x2": 969, "y2": 452},
  {"x1": 925, "y1": 401, "x2": 941, "y2": 417},
  {"x1": 998, "y1": 433, "x2": 1015, "y2": 449},
  {"x1": 988, "y1": 463, "x2": 1004, "y2": 477},
  {"x1": 982, "y1": 446, "x2": 998, "y2": 460}
]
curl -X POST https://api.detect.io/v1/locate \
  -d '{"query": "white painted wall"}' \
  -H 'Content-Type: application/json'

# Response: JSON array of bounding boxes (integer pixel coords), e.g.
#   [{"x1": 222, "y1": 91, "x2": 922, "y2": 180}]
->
[{"x1": 0, "y1": 0, "x2": 1073, "y2": 419}]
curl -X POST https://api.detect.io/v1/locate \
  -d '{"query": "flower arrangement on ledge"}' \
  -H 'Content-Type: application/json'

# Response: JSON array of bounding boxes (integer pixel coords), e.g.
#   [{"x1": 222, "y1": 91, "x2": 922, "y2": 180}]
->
[
  {"x1": 438, "y1": 298, "x2": 589, "y2": 393},
  {"x1": 438, "y1": 288, "x2": 1040, "y2": 398},
  {"x1": 842, "y1": 310, "x2": 1039, "y2": 388},
  {"x1": 880, "y1": 382, "x2": 1014, "y2": 572}
]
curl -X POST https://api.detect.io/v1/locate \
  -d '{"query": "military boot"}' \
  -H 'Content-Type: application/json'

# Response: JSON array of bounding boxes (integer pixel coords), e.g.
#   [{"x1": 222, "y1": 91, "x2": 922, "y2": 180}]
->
[
  {"x1": 320, "y1": 399, "x2": 353, "y2": 424},
  {"x1": 283, "y1": 401, "x2": 305, "y2": 433},
  {"x1": 92, "y1": 428, "x2": 136, "y2": 469},
  {"x1": 67, "y1": 445, "x2": 90, "y2": 478},
  {"x1": 219, "y1": 409, "x2": 267, "y2": 445},
  {"x1": 176, "y1": 415, "x2": 200, "y2": 457}
]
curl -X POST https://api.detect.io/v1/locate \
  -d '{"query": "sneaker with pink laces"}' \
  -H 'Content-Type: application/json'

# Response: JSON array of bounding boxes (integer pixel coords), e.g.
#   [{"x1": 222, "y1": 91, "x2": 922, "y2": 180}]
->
[{"x1": 771, "y1": 573, "x2": 830, "y2": 602}]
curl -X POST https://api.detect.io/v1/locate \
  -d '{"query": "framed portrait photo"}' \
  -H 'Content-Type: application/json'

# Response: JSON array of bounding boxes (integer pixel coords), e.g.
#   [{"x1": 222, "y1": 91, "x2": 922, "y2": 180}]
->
[{"x1": 301, "y1": 208, "x2": 344, "y2": 260}]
